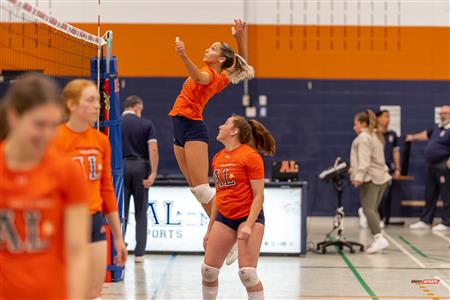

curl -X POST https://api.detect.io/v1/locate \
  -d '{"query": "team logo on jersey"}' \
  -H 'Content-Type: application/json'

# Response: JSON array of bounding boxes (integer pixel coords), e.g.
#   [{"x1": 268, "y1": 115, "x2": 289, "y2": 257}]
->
[
  {"x1": 213, "y1": 168, "x2": 237, "y2": 188},
  {"x1": 389, "y1": 135, "x2": 394, "y2": 143},
  {"x1": 73, "y1": 155, "x2": 101, "y2": 180},
  {"x1": 0, "y1": 210, "x2": 50, "y2": 253}
]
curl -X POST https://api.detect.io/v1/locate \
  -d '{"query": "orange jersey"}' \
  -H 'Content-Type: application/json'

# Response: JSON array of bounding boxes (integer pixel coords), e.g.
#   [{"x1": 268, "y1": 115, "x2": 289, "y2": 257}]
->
[
  {"x1": 0, "y1": 142, "x2": 88, "y2": 299},
  {"x1": 212, "y1": 144, "x2": 264, "y2": 219},
  {"x1": 168, "y1": 65, "x2": 230, "y2": 120},
  {"x1": 51, "y1": 124, "x2": 118, "y2": 215}
]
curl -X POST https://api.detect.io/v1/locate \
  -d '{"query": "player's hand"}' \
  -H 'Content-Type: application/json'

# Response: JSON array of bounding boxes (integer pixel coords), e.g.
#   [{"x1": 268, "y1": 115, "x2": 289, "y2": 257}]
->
[
  {"x1": 394, "y1": 170, "x2": 401, "y2": 178},
  {"x1": 405, "y1": 134, "x2": 414, "y2": 142},
  {"x1": 113, "y1": 238, "x2": 128, "y2": 267},
  {"x1": 175, "y1": 37, "x2": 187, "y2": 57},
  {"x1": 352, "y1": 180, "x2": 362, "y2": 188},
  {"x1": 237, "y1": 223, "x2": 252, "y2": 240},
  {"x1": 232, "y1": 19, "x2": 246, "y2": 39},
  {"x1": 143, "y1": 173, "x2": 156, "y2": 188}
]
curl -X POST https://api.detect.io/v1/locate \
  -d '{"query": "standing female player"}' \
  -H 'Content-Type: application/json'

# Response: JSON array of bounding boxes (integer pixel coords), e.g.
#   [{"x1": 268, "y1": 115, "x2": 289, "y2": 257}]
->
[
  {"x1": 169, "y1": 19, "x2": 254, "y2": 215},
  {"x1": 0, "y1": 73, "x2": 89, "y2": 299},
  {"x1": 201, "y1": 115, "x2": 276, "y2": 300},
  {"x1": 52, "y1": 79, "x2": 127, "y2": 299},
  {"x1": 350, "y1": 110, "x2": 391, "y2": 254}
]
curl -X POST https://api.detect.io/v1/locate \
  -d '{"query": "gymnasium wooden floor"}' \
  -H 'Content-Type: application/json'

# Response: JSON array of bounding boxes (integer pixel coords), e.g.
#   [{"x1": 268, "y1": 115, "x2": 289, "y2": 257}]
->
[{"x1": 102, "y1": 217, "x2": 450, "y2": 300}]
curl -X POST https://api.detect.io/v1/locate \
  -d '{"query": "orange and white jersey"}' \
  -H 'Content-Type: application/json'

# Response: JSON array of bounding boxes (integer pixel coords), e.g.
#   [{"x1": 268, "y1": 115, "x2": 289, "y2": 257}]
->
[
  {"x1": 52, "y1": 123, "x2": 118, "y2": 215},
  {"x1": 0, "y1": 142, "x2": 88, "y2": 299},
  {"x1": 168, "y1": 65, "x2": 230, "y2": 120},
  {"x1": 212, "y1": 144, "x2": 264, "y2": 219}
]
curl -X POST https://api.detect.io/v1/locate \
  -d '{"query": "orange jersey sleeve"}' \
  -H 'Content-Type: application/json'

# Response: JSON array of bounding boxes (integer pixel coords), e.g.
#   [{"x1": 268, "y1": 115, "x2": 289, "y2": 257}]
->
[
  {"x1": 212, "y1": 144, "x2": 265, "y2": 219},
  {"x1": 168, "y1": 65, "x2": 230, "y2": 120},
  {"x1": 0, "y1": 143, "x2": 88, "y2": 299},
  {"x1": 245, "y1": 151, "x2": 265, "y2": 180},
  {"x1": 99, "y1": 134, "x2": 119, "y2": 215}
]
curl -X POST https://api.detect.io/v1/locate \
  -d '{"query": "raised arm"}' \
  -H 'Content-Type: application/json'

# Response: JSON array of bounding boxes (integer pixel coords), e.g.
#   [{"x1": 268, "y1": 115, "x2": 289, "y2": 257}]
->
[
  {"x1": 175, "y1": 37, "x2": 211, "y2": 85},
  {"x1": 232, "y1": 19, "x2": 248, "y2": 60}
]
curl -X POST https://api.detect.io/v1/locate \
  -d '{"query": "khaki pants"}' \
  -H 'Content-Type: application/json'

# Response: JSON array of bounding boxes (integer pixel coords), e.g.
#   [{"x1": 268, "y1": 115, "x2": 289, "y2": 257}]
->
[{"x1": 360, "y1": 182, "x2": 388, "y2": 235}]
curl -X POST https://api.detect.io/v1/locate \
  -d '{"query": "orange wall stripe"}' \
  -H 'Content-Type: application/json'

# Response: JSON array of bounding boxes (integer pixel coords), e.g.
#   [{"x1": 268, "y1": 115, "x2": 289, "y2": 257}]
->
[{"x1": 2, "y1": 23, "x2": 449, "y2": 80}]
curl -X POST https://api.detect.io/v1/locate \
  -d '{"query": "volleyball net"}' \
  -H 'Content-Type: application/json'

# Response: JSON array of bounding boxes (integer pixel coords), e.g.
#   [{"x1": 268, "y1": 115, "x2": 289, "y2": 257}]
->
[{"x1": 0, "y1": 0, "x2": 105, "y2": 81}]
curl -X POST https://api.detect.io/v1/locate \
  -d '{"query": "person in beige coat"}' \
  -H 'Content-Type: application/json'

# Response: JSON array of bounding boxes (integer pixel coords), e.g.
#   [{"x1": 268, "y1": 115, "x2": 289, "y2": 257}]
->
[{"x1": 350, "y1": 110, "x2": 392, "y2": 254}]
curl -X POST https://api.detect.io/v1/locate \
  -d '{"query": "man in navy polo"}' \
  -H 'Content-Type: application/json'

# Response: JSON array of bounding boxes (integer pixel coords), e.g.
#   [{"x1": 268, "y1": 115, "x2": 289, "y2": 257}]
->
[
  {"x1": 122, "y1": 95, "x2": 159, "y2": 262},
  {"x1": 407, "y1": 105, "x2": 450, "y2": 231}
]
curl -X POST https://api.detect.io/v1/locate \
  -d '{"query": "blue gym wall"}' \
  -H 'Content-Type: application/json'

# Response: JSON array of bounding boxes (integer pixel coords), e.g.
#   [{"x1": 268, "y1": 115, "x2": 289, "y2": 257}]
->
[
  {"x1": 119, "y1": 77, "x2": 449, "y2": 217},
  {"x1": 0, "y1": 77, "x2": 447, "y2": 217}
]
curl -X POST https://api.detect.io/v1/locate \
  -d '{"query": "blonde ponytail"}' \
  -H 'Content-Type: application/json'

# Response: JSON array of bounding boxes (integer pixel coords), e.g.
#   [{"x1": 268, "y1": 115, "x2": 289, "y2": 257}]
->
[
  {"x1": 225, "y1": 54, "x2": 255, "y2": 84},
  {"x1": 355, "y1": 109, "x2": 384, "y2": 144}
]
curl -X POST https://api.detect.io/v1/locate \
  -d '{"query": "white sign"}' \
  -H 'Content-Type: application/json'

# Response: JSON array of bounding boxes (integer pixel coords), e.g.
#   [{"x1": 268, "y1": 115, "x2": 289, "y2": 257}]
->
[
  {"x1": 380, "y1": 105, "x2": 401, "y2": 136},
  {"x1": 125, "y1": 186, "x2": 302, "y2": 254},
  {"x1": 435, "y1": 107, "x2": 442, "y2": 125}
]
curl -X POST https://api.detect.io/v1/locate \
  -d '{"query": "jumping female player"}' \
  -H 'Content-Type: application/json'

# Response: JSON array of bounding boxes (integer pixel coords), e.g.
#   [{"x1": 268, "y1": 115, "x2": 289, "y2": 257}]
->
[
  {"x1": 201, "y1": 115, "x2": 276, "y2": 300},
  {"x1": 169, "y1": 19, "x2": 254, "y2": 214},
  {"x1": 52, "y1": 79, "x2": 127, "y2": 299},
  {"x1": 0, "y1": 73, "x2": 89, "y2": 299},
  {"x1": 169, "y1": 19, "x2": 254, "y2": 265}
]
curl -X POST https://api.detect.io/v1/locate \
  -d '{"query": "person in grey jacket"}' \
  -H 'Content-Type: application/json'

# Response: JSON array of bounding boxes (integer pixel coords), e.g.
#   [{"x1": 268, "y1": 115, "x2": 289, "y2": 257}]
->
[{"x1": 350, "y1": 109, "x2": 392, "y2": 254}]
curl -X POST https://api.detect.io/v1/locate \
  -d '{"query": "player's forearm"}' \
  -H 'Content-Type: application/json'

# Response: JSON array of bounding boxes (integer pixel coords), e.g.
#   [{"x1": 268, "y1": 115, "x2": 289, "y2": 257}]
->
[
  {"x1": 180, "y1": 55, "x2": 209, "y2": 83},
  {"x1": 246, "y1": 194, "x2": 264, "y2": 225},
  {"x1": 235, "y1": 34, "x2": 248, "y2": 61},
  {"x1": 105, "y1": 212, "x2": 124, "y2": 241}
]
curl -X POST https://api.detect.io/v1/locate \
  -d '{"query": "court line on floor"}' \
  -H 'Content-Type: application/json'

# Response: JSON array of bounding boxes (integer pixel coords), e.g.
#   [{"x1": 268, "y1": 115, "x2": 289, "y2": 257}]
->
[
  {"x1": 101, "y1": 293, "x2": 450, "y2": 299},
  {"x1": 150, "y1": 253, "x2": 177, "y2": 300},
  {"x1": 384, "y1": 232, "x2": 426, "y2": 268},
  {"x1": 398, "y1": 235, "x2": 450, "y2": 263},
  {"x1": 297, "y1": 296, "x2": 449, "y2": 299},
  {"x1": 435, "y1": 276, "x2": 450, "y2": 293},
  {"x1": 326, "y1": 234, "x2": 378, "y2": 300},
  {"x1": 433, "y1": 231, "x2": 450, "y2": 243},
  {"x1": 289, "y1": 265, "x2": 449, "y2": 270}
]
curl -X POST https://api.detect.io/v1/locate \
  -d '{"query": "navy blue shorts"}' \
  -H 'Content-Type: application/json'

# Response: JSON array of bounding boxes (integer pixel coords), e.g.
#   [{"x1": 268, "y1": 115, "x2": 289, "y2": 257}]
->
[
  {"x1": 172, "y1": 116, "x2": 209, "y2": 147},
  {"x1": 91, "y1": 212, "x2": 107, "y2": 243},
  {"x1": 216, "y1": 210, "x2": 265, "y2": 232}
]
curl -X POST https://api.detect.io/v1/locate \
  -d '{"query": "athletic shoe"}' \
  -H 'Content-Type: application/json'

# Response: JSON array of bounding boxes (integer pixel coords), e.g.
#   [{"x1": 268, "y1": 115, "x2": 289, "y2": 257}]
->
[
  {"x1": 432, "y1": 224, "x2": 450, "y2": 232},
  {"x1": 358, "y1": 207, "x2": 368, "y2": 229},
  {"x1": 225, "y1": 243, "x2": 238, "y2": 265},
  {"x1": 366, "y1": 234, "x2": 389, "y2": 254},
  {"x1": 135, "y1": 255, "x2": 144, "y2": 263},
  {"x1": 409, "y1": 221, "x2": 431, "y2": 230}
]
